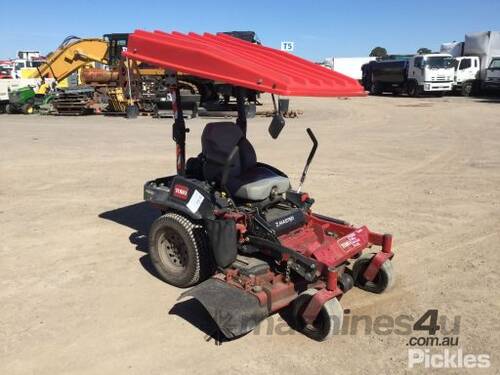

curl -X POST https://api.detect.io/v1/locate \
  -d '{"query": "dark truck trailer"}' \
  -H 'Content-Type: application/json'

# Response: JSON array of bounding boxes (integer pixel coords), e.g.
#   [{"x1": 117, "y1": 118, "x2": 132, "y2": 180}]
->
[{"x1": 361, "y1": 60, "x2": 408, "y2": 95}]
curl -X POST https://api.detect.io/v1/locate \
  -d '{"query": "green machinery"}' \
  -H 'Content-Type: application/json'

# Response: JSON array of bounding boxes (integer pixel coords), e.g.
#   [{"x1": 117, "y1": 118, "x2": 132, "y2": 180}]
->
[{"x1": 6, "y1": 86, "x2": 39, "y2": 114}]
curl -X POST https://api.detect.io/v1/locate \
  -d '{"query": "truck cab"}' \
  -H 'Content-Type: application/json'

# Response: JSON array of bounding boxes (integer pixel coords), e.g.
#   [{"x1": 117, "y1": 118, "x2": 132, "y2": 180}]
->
[
  {"x1": 407, "y1": 54, "x2": 455, "y2": 95},
  {"x1": 11, "y1": 58, "x2": 45, "y2": 79},
  {"x1": 483, "y1": 57, "x2": 500, "y2": 91},
  {"x1": 451, "y1": 56, "x2": 480, "y2": 96}
]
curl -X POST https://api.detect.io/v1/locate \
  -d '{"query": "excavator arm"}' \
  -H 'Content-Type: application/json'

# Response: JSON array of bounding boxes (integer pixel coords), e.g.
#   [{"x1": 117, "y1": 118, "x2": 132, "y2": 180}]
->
[{"x1": 27, "y1": 38, "x2": 109, "y2": 82}]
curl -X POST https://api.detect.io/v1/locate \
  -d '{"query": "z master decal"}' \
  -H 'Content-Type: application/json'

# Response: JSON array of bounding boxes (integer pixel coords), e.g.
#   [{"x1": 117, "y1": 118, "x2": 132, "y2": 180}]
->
[{"x1": 275, "y1": 215, "x2": 295, "y2": 228}]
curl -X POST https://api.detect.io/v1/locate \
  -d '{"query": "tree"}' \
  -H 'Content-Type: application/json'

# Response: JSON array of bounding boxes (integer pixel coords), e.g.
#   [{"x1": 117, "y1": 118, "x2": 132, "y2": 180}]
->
[
  {"x1": 417, "y1": 47, "x2": 432, "y2": 55},
  {"x1": 369, "y1": 46, "x2": 388, "y2": 58}
]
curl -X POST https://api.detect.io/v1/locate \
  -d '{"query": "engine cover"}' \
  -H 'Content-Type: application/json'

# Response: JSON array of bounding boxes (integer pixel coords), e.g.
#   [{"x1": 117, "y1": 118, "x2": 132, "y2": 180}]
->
[{"x1": 265, "y1": 207, "x2": 305, "y2": 236}]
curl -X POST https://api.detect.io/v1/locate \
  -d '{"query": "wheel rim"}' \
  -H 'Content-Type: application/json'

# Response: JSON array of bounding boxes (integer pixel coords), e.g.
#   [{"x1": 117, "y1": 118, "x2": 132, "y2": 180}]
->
[
  {"x1": 157, "y1": 229, "x2": 188, "y2": 273},
  {"x1": 464, "y1": 84, "x2": 472, "y2": 96},
  {"x1": 363, "y1": 266, "x2": 382, "y2": 288},
  {"x1": 297, "y1": 301, "x2": 328, "y2": 335},
  {"x1": 304, "y1": 313, "x2": 327, "y2": 334}
]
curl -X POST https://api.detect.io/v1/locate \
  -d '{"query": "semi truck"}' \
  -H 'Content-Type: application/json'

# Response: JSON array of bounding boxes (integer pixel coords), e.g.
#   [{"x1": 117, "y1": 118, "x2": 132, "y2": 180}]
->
[
  {"x1": 361, "y1": 54, "x2": 455, "y2": 97},
  {"x1": 442, "y1": 31, "x2": 500, "y2": 96}
]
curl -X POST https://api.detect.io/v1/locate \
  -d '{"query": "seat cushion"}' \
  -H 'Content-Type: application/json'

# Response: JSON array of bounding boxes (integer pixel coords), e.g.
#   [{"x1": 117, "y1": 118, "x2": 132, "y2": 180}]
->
[{"x1": 227, "y1": 166, "x2": 290, "y2": 201}]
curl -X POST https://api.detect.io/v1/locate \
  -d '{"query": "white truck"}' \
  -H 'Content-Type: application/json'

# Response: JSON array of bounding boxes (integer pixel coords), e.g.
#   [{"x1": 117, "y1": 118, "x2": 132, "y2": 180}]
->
[
  {"x1": 322, "y1": 57, "x2": 376, "y2": 80},
  {"x1": 441, "y1": 31, "x2": 500, "y2": 96},
  {"x1": 11, "y1": 58, "x2": 45, "y2": 79},
  {"x1": 9, "y1": 51, "x2": 45, "y2": 79},
  {"x1": 361, "y1": 54, "x2": 455, "y2": 96}
]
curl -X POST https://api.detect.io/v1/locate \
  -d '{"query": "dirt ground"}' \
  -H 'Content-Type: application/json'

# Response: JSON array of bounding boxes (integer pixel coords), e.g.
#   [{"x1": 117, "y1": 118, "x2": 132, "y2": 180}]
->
[{"x1": 1, "y1": 95, "x2": 499, "y2": 374}]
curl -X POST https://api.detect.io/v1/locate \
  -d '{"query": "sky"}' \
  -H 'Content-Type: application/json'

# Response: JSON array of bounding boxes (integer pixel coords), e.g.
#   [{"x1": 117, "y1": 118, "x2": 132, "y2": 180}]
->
[{"x1": 1, "y1": 0, "x2": 499, "y2": 61}]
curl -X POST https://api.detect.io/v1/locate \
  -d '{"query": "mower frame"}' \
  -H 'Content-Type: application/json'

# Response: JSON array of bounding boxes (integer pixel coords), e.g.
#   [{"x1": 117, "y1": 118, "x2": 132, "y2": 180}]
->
[
  {"x1": 142, "y1": 74, "x2": 394, "y2": 336},
  {"x1": 125, "y1": 30, "x2": 395, "y2": 340}
]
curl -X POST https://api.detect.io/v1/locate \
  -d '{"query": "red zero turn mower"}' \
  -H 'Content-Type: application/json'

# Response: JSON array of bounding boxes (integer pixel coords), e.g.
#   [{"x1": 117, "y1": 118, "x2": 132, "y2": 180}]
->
[{"x1": 124, "y1": 30, "x2": 395, "y2": 341}]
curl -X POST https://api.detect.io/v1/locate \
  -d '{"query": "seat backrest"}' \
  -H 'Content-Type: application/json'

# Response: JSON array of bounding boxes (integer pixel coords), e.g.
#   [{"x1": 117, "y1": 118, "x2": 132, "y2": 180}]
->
[
  {"x1": 201, "y1": 122, "x2": 257, "y2": 184},
  {"x1": 239, "y1": 137, "x2": 257, "y2": 171}
]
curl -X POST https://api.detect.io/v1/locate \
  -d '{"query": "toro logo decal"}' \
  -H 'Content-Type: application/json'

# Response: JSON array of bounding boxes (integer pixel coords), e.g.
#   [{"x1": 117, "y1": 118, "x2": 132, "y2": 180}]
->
[{"x1": 172, "y1": 184, "x2": 189, "y2": 200}]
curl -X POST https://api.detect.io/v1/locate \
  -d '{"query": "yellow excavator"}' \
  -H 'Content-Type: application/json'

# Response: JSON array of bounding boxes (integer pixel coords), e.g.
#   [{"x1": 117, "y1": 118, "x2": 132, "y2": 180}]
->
[
  {"x1": 26, "y1": 36, "x2": 109, "y2": 82},
  {"x1": 6, "y1": 36, "x2": 110, "y2": 114},
  {"x1": 20, "y1": 34, "x2": 155, "y2": 115}
]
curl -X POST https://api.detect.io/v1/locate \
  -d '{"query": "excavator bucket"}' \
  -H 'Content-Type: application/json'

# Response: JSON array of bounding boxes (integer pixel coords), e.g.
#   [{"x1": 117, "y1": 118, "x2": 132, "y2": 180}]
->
[{"x1": 178, "y1": 279, "x2": 268, "y2": 339}]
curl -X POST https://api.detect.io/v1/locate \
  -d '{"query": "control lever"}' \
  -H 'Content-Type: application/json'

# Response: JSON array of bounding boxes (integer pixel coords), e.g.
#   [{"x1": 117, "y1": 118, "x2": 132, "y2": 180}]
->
[{"x1": 297, "y1": 128, "x2": 318, "y2": 193}]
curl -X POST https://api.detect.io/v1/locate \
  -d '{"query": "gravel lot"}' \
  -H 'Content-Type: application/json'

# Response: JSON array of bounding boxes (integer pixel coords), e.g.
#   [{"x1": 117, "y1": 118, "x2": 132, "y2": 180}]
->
[{"x1": 1, "y1": 95, "x2": 499, "y2": 374}]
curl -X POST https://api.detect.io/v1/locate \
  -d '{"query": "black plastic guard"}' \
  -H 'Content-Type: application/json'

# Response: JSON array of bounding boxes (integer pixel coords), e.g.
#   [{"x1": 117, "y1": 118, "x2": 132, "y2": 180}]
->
[{"x1": 178, "y1": 278, "x2": 268, "y2": 339}]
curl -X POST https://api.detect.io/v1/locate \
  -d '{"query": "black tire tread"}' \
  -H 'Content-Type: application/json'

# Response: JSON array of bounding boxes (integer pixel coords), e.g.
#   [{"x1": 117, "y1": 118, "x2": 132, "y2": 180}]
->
[
  {"x1": 291, "y1": 289, "x2": 344, "y2": 341},
  {"x1": 149, "y1": 212, "x2": 211, "y2": 287},
  {"x1": 461, "y1": 81, "x2": 474, "y2": 97},
  {"x1": 352, "y1": 252, "x2": 395, "y2": 294},
  {"x1": 6, "y1": 104, "x2": 15, "y2": 114}
]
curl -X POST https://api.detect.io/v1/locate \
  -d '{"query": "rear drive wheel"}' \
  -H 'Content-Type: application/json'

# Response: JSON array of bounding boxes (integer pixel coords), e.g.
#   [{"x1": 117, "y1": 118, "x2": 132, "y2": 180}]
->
[
  {"x1": 461, "y1": 81, "x2": 474, "y2": 97},
  {"x1": 369, "y1": 77, "x2": 383, "y2": 95},
  {"x1": 291, "y1": 289, "x2": 344, "y2": 341},
  {"x1": 352, "y1": 253, "x2": 395, "y2": 293},
  {"x1": 370, "y1": 82, "x2": 381, "y2": 95},
  {"x1": 148, "y1": 212, "x2": 213, "y2": 287},
  {"x1": 6, "y1": 104, "x2": 15, "y2": 114},
  {"x1": 407, "y1": 80, "x2": 420, "y2": 97},
  {"x1": 22, "y1": 103, "x2": 34, "y2": 114},
  {"x1": 126, "y1": 104, "x2": 139, "y2": 119}
]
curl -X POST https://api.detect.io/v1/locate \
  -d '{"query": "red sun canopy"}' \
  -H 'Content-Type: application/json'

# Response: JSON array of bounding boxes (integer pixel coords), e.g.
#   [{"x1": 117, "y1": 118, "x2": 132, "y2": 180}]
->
[{"x1": 123, "y1": 30, "x2": 365, "y2": 97}]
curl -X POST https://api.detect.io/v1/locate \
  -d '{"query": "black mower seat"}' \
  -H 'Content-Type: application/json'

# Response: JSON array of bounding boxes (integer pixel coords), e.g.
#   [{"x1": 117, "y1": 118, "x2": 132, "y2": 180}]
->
[{"x1": 201, "y1": 122, "x2": 290, "y2": 201}]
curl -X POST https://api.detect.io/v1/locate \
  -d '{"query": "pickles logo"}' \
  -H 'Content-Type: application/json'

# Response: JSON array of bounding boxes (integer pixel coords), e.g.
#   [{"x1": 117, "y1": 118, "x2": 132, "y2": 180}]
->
[
  {"x1": 408, "y1": 349, "x2": 490, "y2": 369},
  {"x1": 173, "y1": 184, "x2": 189, "y2": 200}
]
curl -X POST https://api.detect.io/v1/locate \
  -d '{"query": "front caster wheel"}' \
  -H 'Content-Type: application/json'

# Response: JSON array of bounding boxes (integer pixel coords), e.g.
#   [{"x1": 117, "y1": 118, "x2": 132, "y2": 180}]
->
[
  {"x1": 352, "y1": 253, "x2": 395, "y2": 293},
  {"x1": 291, "y1": 289, "x2": 344, "y2": 341}
]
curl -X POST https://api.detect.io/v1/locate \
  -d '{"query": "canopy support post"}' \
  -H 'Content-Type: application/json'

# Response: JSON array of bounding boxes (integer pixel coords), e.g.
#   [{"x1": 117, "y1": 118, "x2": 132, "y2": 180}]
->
[
  {"x1": 168, "y1": 72, "x2": 186, "y2": 175},
  {"x1": 235, "y1": 87, "x2": 247, "y2": 136}
]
